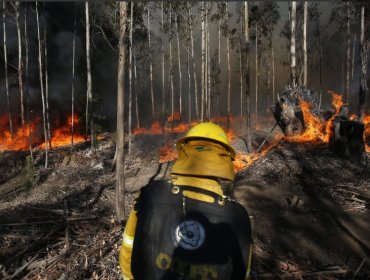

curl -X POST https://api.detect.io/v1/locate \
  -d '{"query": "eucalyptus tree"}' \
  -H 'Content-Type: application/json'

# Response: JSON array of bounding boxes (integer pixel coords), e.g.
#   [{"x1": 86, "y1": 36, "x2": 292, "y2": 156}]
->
[
  {"x1": 36, "y1": 2, "x2": 48, "y2": 167},
  {"x1": 2, "y1": 2, "x2": 13, "y2": 137},
  {"x1": 116, "y1": 1, "x2": 128, "y2": 223},
  {"x1": 358, "y1": 3, "x2": 368, "y2": 121}
]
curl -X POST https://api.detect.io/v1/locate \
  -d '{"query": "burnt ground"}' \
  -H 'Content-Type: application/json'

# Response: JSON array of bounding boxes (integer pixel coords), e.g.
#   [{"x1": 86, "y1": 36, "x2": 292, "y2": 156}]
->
[{"x1": 0, "y1": 131, "x2": 369, "y2": 279}]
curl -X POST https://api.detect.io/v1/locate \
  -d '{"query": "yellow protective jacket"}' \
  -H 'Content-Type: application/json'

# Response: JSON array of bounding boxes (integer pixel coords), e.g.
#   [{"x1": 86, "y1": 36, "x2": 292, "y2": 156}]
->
[{"x1": 118, "y1": 176, "x2": 252, "y2": 280}]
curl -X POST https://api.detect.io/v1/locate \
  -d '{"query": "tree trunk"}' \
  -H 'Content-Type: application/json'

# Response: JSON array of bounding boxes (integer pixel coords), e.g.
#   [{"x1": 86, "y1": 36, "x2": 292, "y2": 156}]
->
[
  {"x1": 175, "y1": 14, "x2": 182, "y2": 117},
  {"x1": 272, "y1": 47, "x2": 275, "y2": 103},
  {"x1": 352, "y1": 35, "x2": 356, "y2": 81},
  {"x1": 290, "y1": 1, "x2": 297, "y2": 87},
  {"x1": 44, "y1": 12, "x2": 51, "y2": 149},
  {"x1": 24, "y1": 5, "x2": 33, "y2": 162},
  {"x1": 161, "y1": 3, "x2": 165, "y2": 124},
  {"x1": 36, "y1": 2, "x2": 48, "y2": 168},
  {"x1": 358, "y1": 4, "x2": 368, "y2": 122},
  {"x1": 344, "y1": 1, "x2": 351, "y2": 103},
  {"x1": 226, "y1": 3, "x2": 231, "y2": 128},
  {"x1": 71, "y1": 3, "x2": 76, "y2": 147},
  {"x1": 255, "y1": 24, "x2": 258, "y2": 124},
  {"x1": 239, "y1": 38, "x2": 243, "y2": 118},
  {"x1": 147, "y1": 7, "x2": 155, "y2": 120},
  {"x1": 188, "y1": 3, "x2": 198, "y2": 120},
  {"x1": 207, "y1": 3, "x2": 211, "y2": 120},
  {"x1": 169, "y1": 5, "x2": 174, "y2": 126},
  {"x1": 134, "y1": 55, "x2": 140, "y2": 129},
  {"x1": 85, "y1": 2, "x2": 94, "y2": 150},
  {"x1": 244, "y1": 2, "x2": 252, "y2": 151},
  {"x1": 116, "y1": 1, "x2": 127, "y2": 223},
  {"x1": 303, "y1": 1, "x2": 308, "y2": 88},
  {"x1": 3, "y1": 2, "x2": 13, "y2": 137},
  {"x1": 15, "y1": 2, "x2": 25, "y2": 126},
  {"x1": 187, "y1": 46, "x2": 191, "y2": 126},
  {"x1": 201, "y1": 1, "x2": 205, "y2": 122},
  {"x1": 128, "y1": 2, "x2": 133, "y2": 154}
]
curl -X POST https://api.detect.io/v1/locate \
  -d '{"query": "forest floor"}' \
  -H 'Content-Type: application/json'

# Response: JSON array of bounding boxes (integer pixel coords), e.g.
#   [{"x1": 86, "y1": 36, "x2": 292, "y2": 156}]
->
[{"x1": 0, "y1": 127, "x2": 369, "y2": 280}]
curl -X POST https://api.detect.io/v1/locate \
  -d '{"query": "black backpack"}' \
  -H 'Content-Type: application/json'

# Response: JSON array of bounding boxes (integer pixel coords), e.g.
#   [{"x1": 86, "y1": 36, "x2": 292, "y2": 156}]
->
[{"x1": 132, "y1": 180, "x2": 252, "y2": 280}]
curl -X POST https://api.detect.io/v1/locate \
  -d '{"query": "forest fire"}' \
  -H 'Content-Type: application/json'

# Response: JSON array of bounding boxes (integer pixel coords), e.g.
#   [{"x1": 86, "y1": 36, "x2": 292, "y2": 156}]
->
[
  {"x1": 0, "y1": 114, "x2": 85, "y2": 151},
  {"x1": 288, "y1": 91, "x2": 343, "y2": 143}
]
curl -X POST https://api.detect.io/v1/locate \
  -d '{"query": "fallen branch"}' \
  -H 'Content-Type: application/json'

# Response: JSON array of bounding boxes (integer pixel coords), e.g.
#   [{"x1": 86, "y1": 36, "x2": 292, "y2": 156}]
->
[{"x1": 259, "y1": 267, "x2": 347, "y2": 278}]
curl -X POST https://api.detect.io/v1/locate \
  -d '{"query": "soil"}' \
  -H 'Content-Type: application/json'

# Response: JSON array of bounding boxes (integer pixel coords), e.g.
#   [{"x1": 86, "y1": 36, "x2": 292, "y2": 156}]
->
[{"x1": 0, "y1": 130, "x2": 369, "y2": 279}]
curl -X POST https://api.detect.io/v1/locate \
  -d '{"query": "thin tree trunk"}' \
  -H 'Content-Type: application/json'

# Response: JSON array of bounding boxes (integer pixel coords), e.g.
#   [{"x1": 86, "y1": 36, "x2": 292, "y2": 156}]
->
[
  {"x1": 147, "y1": 7, "x2": 155, "y2": 120},
  {"x1": 272, "y1": 47, "x2": 275, "y2": 103},
  {"x1": 128, "y1": 2, "x2": 133, "y2": 154},
  {"x1": 161, "y1": 3, "x2": 165, "y2": 124},
  {"x1": 303, "y1": 1, "x2": 308, "y2": 88},
  {"x1": 24, "y1": 5, "x2": 33, "y2": 162},
  {"x1": 345, "y1": 1, "x2": 351, "y2": 103},
  {"x1": 226, "y1": 3, "x2": 231, "y2": 127},
  {"x1": 3, "y1": 2, "x2": 13, "y2": 137},
  {"x1": 207, "y1": 3, "x2": 211, "y2": 120},
  {"x1": 169, "y1": 4, "x2": 174, "y2": 126},
  {"x1": 239, "y1": 40, "x2": 243, "y2": 118},
  {"x1": 290, "y1": 1, "x2": 297, "y2": 87},
  {"x1": 71, "y1": 3, "x2": 76, "y2": 147},
  {"x1": 116, "y1": 1, "x2": 127, "y2": 222},
  {"x1": 255, "y1": 24, "x2": 258, "y2": 124},
  {"x1": 134, "y1": 55, "x2": 140, "y2": 129},
  {"x1": 187, "y1": 47, "x2": 191, "y2": 126},
  {"x1": 15, "y1": 2, "x2": 25, "y2": 126},
  {"x1": 244, "y1": 2, "x2": 252, "y2": 151},
  {"x1": 358, "y1": 4, "x2": 368, "y2": 122},
  {"x1": 85, "y1": 2, "x2": 94, "y2": 149},
  {"x1": 44, "y1": 12, "x2": 51, "y2": 149},
  {"x1": 201, "y1": 1, "x2": 205, "y2": 122},
  {"x1": 188, "y1": 3, "x2": 198, "y2": 120},
  {"x1": 352, "y1": 35, "x2": 356, "y2": 81},
  {"x1": 175, "y1": 14, "x2": 182, "y2": 117},
  {"x1": 36, "y1": 2, "x2": 48, "y2": 168}
]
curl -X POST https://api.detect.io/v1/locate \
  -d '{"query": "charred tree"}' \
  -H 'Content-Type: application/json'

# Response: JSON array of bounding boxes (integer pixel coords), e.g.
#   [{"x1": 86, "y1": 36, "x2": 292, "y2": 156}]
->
[
  {"x1": 3, "y1": 2, "x2": 13, "y2": 137},
  {"x1": 169, "y1": 4, "x2": 174, "y2": 127},
  {"x1": 116, "y1": 1, "x2": 127, "y2": 222},
  {"x1": 272, "y1": 47, "x2": 275, "y2": 103}
]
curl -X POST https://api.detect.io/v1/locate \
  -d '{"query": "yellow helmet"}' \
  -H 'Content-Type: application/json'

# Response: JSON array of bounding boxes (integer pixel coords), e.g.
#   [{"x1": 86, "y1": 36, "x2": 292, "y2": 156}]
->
[{"x1": 176, "y1": 122, "x2": 236, "y2": 160}]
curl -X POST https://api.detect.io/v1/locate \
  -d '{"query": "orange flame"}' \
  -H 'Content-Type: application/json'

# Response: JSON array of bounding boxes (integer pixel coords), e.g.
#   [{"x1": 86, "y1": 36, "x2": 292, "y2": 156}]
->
[
  {"x1": 0, "y1": 114, "x2": 85, "y2": 151},
  {"x1": 168, "y1": 112, "x2": 181, "y2": 122},
  {"x1": 288, "y1": 91, "x2": 343, "y2": 143}
]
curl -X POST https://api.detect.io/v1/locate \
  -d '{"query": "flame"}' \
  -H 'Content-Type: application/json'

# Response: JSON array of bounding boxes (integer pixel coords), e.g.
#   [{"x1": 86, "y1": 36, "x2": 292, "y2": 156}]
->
[
  {"x1": 168, "y1": 112, "x2": 181, "y2": 122},
  {"x1": 159, "y1": 145, "x2": 178, "y2": 163},
  {"x1": 288, "y1": 91, "x2": 343, "y2": 143},
  {"x1": 0, "y1": 115, "x2": 38, "y2": 151},
  {"x1": 364, "y1": 115, "x2": 370, "y2": 152},
  {"x1": 40, "y1": 115, "x2": 85, "y2": 149},
  {"x1": 0, "y1": 114, "x2": 85, "y2": 151}
]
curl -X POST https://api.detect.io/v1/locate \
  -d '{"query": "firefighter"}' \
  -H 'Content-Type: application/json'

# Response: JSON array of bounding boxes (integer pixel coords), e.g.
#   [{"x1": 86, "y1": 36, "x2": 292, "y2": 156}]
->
[{"x1": 119, "y1": 122, "x2": 252, "y2": 280}]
